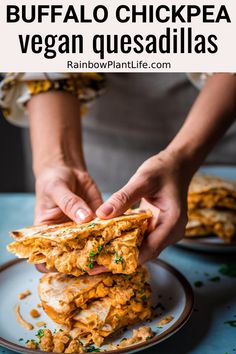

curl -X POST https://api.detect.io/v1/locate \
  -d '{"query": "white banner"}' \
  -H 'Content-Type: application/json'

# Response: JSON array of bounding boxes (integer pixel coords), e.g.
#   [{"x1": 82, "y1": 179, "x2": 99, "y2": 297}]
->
[{"x1": 0, "y1": 0, "x2": 235, "y2": 72}]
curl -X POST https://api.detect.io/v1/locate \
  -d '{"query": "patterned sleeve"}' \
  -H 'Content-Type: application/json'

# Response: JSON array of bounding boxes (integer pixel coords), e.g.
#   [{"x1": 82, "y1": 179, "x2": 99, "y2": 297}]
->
[{"x1": 0, "y1": 73, "x2": 106, "y2": 127}]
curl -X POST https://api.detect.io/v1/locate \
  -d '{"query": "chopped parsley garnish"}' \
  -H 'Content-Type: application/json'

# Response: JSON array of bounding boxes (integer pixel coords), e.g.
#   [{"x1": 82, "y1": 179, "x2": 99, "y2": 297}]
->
[
  {"x1": 86, "y1": 346, "x2": 101, "y2": 352},
  {"x1": 141, "y1": 295, "x2": 147, "y2": 302},
  {"x1": 219, "y1": 264, "x2": 236, "y2": 277},
  {"x1": 85, "y1": 222, "x2": 97, "y2": 229},
  {"x1": 88, "y1": 255, "x2": 95, "y2": 269},
  {"x1": 89, "y1": 259, "x2": 94, "y2": 269},
  {"x1": 156, "y1": 326, "x2": 163, "y2": 329},
  {"x1": 194, "y1": 281, "x2": 203, "y2": 288},
  {"x1": 145, "y1": 336, "x2": 153, "y2": 340},
  {"x1": 97, "y1": 246, "x2": 103, "y2": 255},
  {"x1": 36, "y1": 329, "x2": 45, "y2": 338},
  {"x1": 224, "y1": 320, "x2": 236, "y2": 327},
  {"x1": 59, "y1": 329, "x2": 63, "y2": 332},
  {"x1": 88, "y1": 251, "x2": 96, "y2": 269},
  {"x1": 18, "y1": 338, "x2": 24, "y2": 342},
  {"x1": 209, "y1": 276, "x2": 221, "y2": 282},
  {"x1": 114, "y1": 253, "x2": 123, "y2": 264},
  {"x1": 120, "y1": 337, "x2": 127, "y2": 342}
]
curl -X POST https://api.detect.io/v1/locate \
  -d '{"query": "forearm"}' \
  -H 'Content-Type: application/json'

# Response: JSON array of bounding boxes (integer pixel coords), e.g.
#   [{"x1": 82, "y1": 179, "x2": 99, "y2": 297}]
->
[
  {"x1": 166, "y1": 73, "x2": 236, "y2": 176},
  {"x1": 27, "y1": 91, "x2": 85, "y2": 176}
]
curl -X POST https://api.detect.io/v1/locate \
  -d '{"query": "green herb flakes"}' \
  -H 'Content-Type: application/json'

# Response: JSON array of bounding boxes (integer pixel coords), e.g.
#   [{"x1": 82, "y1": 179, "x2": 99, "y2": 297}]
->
[
  {"x1": 89, "y1": 259, "x2": 94, "y2": 269},
  {"x1": 120, "y1": 338, "x2": 127, "y2": 342},
  {"x1": 86, "y1": 346, "x2": 101, "y2": 352},
  {"x1": 219, "y1": 264, "x2": 236, "y2": 277},
  {"x1": 36, "y1": 329, "x2": 45, "y2": 338},
  {"x1": 209, "y1": 276, "x2": 221, "y2": 282},
  {"x1": 141, "y1": 295, "x2": 147, "y2": 302},
  {"x1": 114, "y1": 253, "x2": 123, "y2": 264},
  {"x1": 85, "y1": 222, "x2": 97, "y2": 229},
  {"x1": 97, "y1": 246, "x2": 103, "y2": 255},
  {"x1": 224, "y1": 320, "x2": 236, "y2": 327},
  {"x1": 145, "y1": 336, "x2": 153, "y2": 340},
  {"x1": 89, "y1": 251, "x2": 95, "y2": 257},
  {"x1": 194, "y1": 281, "x2": 203, "y2": 288},
  {"x1": 18, "y1": 338, "x2": 24, "y2": 342}
]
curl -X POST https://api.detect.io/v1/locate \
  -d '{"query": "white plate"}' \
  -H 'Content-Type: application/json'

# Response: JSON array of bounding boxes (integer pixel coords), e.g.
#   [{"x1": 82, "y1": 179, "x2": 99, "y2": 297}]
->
[
  {"x1": 0, "y1": 259, "x2": 193, "y2": 354},
  {"x1": 179, "y1": 165, "x2": 236, "y2": 253}
]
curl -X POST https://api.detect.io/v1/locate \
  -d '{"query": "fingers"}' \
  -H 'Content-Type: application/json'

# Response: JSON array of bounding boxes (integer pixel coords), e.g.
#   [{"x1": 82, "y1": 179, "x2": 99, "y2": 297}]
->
[
  {"x1": 85, "y1": 183, "x2": 103, "y2": 212},
  {"x1": 138, "y1": 208, "x2": 187, "y2": 264},
  {"x1": 50, "y1": 181, "x2": 94, "y2": 223},
  {"x1": 87, "y1": 265, "x2": 109, "y2": 275},
  {"x1": 96, "y1": 177, "x2": 144, "y2": 219},
  {"x1": 138, "y1": 225, "x2": 167, "y2": 265}
]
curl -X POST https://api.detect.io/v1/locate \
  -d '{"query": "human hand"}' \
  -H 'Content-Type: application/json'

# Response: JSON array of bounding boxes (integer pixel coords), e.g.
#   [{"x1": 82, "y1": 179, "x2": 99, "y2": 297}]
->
[
  {"x1": 96, "y1": 149, "x2": 190, "y2": 265},
  {"x1": 35, "y1": 165, "x2": 103, "y2": 225},
  {"x1": 35, "y1": 164, "x2": 103, "y2": 273}
]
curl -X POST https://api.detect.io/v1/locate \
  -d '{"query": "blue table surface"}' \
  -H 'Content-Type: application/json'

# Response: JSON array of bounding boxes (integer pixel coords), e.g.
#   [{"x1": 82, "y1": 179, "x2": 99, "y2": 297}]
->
[{"x1": 0, "y1": 194, "x2": 236, "y2": 354}]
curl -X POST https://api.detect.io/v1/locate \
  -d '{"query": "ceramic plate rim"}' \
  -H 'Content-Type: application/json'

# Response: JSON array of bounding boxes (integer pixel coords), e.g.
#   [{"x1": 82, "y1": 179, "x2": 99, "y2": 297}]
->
[
  {"x1": 182, "y1": 237, "x2": 236, "y2": 247},
  {"x1": 0, "y1": 258, "x2": 194, "y2": 354}
]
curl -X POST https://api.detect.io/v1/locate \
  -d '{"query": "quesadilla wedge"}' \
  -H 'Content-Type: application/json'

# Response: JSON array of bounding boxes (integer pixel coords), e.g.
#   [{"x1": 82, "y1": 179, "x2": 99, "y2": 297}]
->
[
  {"x1": 188, "y1": 174, "x2": 236, "y2": 210},
  {"x1": 186, "y1": 208, "x2": 236, "y2": 242},
  {"x1": 38, "y1": 266, "x2": 152, "y2": 347},
  {"x1": 7, "y1": 209, "x2": 152, "y2": 276}
]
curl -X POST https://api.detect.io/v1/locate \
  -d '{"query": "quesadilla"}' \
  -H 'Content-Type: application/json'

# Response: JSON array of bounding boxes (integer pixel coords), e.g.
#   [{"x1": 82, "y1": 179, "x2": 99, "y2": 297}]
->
[
  {"x1": 7, "y1": 209, "x2": 152, "y2": 276},
  {"x1": 188, "y1": 174, "x2": 236, "y2": 210},
  {"x1": 186, "y1": 208, "x2": 236, "y2": 242},
  {"x1": 38, "y1": 267, "x2": 152, "y2": 346}
]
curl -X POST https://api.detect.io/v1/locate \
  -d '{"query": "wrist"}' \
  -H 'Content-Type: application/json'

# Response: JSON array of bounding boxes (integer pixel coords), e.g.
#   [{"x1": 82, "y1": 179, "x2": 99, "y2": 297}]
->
[
  {"x1": 33, "y1": 142, "x2": 86, "y2": 177},
  {"x1": 160, "y1": 145, "x2": 199, "y2": 183}
]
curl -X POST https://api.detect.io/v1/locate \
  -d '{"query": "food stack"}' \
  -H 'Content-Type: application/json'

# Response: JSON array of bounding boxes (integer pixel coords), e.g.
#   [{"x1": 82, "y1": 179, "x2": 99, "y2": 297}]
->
[
  {"x1": 186, "y1": 174, "x2": 236, "y2": 242},
  {"x1": 7, "y1": 209, "x2": 153, "y2": 350}
]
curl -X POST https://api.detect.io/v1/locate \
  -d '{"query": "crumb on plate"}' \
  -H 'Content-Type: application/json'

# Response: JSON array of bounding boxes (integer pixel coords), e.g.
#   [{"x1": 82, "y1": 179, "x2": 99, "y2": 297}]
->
[
  {"x1": 30, "y1": 309, "x2": 40, "y2": 318},
  {"x1": 36, "y1": 321, "x2": 47, "y2": 328},
  {"x1": 18, "y1": 290, "x2": 31, "y2": 300},
  {"x1": 118, "y1": 326, "x2": 154, "y2": 348},
  {"x1": 156, "y1": 315, "x2": 174, "y2": 327}
]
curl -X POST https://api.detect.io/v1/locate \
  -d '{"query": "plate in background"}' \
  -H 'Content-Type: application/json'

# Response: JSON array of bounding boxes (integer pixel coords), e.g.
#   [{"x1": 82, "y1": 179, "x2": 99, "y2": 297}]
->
[{"x1": 179, "y1": 165, "x2": 236, "y2": 253}]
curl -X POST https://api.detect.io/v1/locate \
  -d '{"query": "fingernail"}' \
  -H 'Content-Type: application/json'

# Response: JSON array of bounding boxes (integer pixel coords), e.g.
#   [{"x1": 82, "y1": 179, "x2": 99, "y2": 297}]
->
[
  {"x1": 98, "y1": 204, "x2": 114, "y2": 216},
  {"x1": 76, "y1": 208, "x2": 90, "y2": 222}
]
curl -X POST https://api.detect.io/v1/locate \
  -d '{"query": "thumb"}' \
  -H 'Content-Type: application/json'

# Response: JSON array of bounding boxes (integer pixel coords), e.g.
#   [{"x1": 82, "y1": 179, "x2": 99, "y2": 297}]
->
[
  {"x1": 50, "y1": 181, "x2": 94, "y2": 223},
  {"x1": 96, "y1": 178, "x2": 143, "y2": 219}
]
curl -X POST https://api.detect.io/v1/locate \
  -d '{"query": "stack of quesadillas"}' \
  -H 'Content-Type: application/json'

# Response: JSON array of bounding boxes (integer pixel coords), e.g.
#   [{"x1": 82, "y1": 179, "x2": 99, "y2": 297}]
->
[
  {"x1": 38, "y1": 266, "x2": 152, "y2": 346},
  {"x1": 8, "y1": 209, "x2": 153, "y2": 347},
  {"x1": 186, "y1": 174, "x2": 236, "y2": 242}
]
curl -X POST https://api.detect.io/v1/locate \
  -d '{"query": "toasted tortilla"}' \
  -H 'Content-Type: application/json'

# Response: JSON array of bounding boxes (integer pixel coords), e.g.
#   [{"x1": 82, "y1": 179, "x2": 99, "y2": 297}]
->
[
  {"x1": 188, "y1": 174, "x2": 236, "y2": 210},
  {"x1": 186, "y1": 208, "x2": 236, "y2": 242},
  {"x1": 7, "y1": 209, "x2": 152, "y2": 276},
  {"x1": 38, "y1": 267, "x2": 152, "y2": 346}
]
